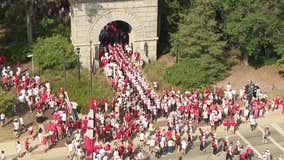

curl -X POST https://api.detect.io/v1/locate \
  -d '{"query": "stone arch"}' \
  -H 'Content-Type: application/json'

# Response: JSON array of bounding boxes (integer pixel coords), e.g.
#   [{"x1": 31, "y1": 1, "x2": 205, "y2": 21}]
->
[{"x1": 88, "y1": 10, "x2": 146, "y2": 44}]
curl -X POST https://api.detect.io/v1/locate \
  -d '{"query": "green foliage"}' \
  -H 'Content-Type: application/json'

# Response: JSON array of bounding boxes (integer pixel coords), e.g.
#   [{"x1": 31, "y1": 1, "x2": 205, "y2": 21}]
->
[
  {"x1": 264, "y1": 57, "x2": 278, "y2": 66},
  {"x1": 36, "y1": 18, "x2": 71, "y2": 38},
  {"x1": 277, "y1": 56, "x2": 284, "y2": 72},
  {"x1": 164, "y1": 55, "x2": 228, "y2": 89},
  {"x1": 0, "y1": 88, "x2": 14, "y2": 117},
  {"x1": 170, "y1": 0, "x2": 226, "y2": 60},
  {"x1": 158, "y1": 0, "x2": 193, "y2": 54},
  {"x1": 41, "y1": 69, "x2": 114, "y2": 114},
  {"x1": 31, "y1": 35, "x2": 76, "y2": 70},
  {"x1": 2, "y1": 0, "x2": 30, "y2": 62},
  {"x1": 4, "y1": 0, "x2": 26, "y2": 27},
  {"x1": 221, "y1": 0, "x2": 284, "y2": 67},
  {"x1": 6, "y1": 42, "x2": 31, "y2": 62}
]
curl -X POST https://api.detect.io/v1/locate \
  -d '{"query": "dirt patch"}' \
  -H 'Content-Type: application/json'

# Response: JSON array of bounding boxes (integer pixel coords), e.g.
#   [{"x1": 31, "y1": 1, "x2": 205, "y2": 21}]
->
[
  {"x1": 158, "y1": 54, "x2": 175, "y2": 67},
  {"x1": 215, "y1": 64, "x2": 284, "y2": 97}
]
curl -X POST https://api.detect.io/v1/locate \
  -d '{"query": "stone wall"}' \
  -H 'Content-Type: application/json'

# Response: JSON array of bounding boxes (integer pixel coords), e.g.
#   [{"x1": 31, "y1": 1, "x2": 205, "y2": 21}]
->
[{"x1": 70, "y1": 0, "x2": 158, "y2": 68}]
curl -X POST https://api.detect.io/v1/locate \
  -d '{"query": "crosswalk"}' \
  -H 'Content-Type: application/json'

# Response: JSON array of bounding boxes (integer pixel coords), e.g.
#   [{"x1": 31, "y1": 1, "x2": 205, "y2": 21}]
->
[{"x1": 143, "y1": 122, "x2": 284, "y2": 160}]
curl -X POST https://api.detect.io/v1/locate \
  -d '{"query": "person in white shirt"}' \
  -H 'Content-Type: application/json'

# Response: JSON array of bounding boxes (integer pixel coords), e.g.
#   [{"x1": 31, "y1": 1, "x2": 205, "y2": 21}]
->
[
  {"x1": 249, "y1": 115, "x2": 257, "y2": 131},
  {"x1": 243, "y1": 108, "x2": 250, "y2": 122},
  {"x1": 19, "y1": 117, "x2": 25, "y2": 131},
  {"x1": 181, "y1": 139, "x2": 188, "y2": 155},
  {"x1": 167, "y1": 139, "x2": 174, "y2": 153},
  {"x1": 226, "y1": 82, "x2": 232, "y2": 91},
  {"x1": 139, "y1": 132, "x2": 145, "y2": 146},
  {"x1": 74, "y1": 131, "x2": 81, "y2": 141},
  {"x1": 18, "y1": 94, "x2": 25, "y2": 103},
  {"x1": 16, "y1": 141, "x2": 22, "y2": 158},
  {"x1": 45, "y1": 82, "x2": 50, "y2": 90},
  {"x1": 71, "y1": 102, "x2": 79, "y2": 120},
  {"x1": 67, "y1": 142, "x2": 74, "y2": 158},
  {"x1": 113, "y1": 149, "x2": 120, "y2": 160},
  {"x1": 149, "y1": 138, "x2": 155, "y2": 153},
  {"x1": 34, "y1": 75, "x2": 40, "y2": 86},
  {"x1": 13, "y1": 119, "x2": 20, "y2": 137},
  {"x1": 137, "y1": 150, "x2": 144, "y2": 159},
  {"x1": 61, "y1": 112, "x2": 67, "y2": 123},
  {"x1": 1, "y1": 150, "x2": 7, "y2": 160},
  {"x1": 0, "y1": 113, "x2": 5, "y2": 127},
  {"x1": 76, "y1": 146, "x2": 84, "y2": 159}
]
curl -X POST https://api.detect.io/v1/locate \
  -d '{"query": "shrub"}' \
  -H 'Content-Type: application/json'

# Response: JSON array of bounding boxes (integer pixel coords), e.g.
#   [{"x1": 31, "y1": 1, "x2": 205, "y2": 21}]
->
[
  {"x1": 163, "y1": 55, "x2": 228, "y2": 90},
  {"x1": 0, "y1": 88, "x2": 14, "y2": 117},
  {"x1": 31, "y1": 35, "x2": 76, "y2": 70},
  {"x1": 6, "y1": 41, "x2": 30, "y2": 62},
  {"x1": 277, "y1": 56, "x2": 284, "y2": 73}
]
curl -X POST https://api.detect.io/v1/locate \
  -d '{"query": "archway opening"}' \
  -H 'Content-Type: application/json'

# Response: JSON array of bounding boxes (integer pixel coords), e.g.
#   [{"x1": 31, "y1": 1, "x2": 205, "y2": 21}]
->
[{"x1": 99, "y1": 20, "x2": 132, "y2": 45}]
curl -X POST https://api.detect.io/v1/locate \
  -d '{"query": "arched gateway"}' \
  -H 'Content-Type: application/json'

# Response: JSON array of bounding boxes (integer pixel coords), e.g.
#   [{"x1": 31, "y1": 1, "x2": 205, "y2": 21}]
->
[{"x1": 70, "y1": 0, "x2": 158, "y2": 68}]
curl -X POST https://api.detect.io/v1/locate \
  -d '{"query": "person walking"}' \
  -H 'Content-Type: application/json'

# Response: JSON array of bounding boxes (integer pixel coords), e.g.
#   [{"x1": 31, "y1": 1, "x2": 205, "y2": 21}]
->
[
  {"x1": 1, "y1": 150, "x2": 7, "y2": 160},
  {"x1": 181, "y1": 138, "x2": 187, "y2": 155},
  {"x1": 263, "y1": 126, "x2": 271, "y2": 144},
  {"x1": 226, "y1": 143, "x2": 233, "y2": 160},
  {"x1": 19, "y1": 117, "x2": 25, "y2": 131},
  {"x1": 13, "y1": 119, "x2": 20, "y2": 138},
  {"x1": 200, "y1": 135, "x2": 206, "y2": 151},
  {"x1": 0, "y1": 113, "x2": 5, "y2": 128},
  {"x1": 16, "y1": 141, "x2": 22, "y2": 159},
  {"x1": 24, "y1": 138, "x2": 30, "y2": 156},
  {"x1": 28, "y1": 126, "x2": 33, "y2": 140},
  {"x1": 223, "y1": 136, "x2": 229, "y2": 151},
  {"x1": 246, "y1": 147, "x2": 253, "y2": 160},
  {"x1": 249, "y1": 115, "x2": 257, "y2": 131}
]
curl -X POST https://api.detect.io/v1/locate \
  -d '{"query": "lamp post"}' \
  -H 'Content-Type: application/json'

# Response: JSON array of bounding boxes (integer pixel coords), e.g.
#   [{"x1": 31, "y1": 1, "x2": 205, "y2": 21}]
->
[
  {"x1": 64, "y1": 57, "x2": 67, "y2": 92},
  {"x1": 27, "y1": 54, "x2": 33, "y2": 73},
  {"x1": 89, "y1": 41, "x2": 93, "y2": 98},
  {"x1": 176, "y1": 42, "x2": 179, "y2": 63},
  {"x1": 76, "y1": 47, "x2": 81, "y2": 81},
  {"x1": 144, "y1": 42, "x2": 148, "y2": 57}
]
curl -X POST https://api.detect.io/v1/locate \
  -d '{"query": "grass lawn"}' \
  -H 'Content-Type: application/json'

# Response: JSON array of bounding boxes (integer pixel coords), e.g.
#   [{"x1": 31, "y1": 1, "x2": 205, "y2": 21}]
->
[
  {"x1": 142, "y1": 55, "x2": 173, "y2": 93},
  {"x1": 41, "y1": 67, "x2": 114, "y2": 114}
]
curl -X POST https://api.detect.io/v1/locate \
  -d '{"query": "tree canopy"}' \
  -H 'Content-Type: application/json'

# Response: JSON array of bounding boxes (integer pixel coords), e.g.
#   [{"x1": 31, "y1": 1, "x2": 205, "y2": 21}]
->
[{"x1": 32, "y1": 35, "x2": 76, "y2": 70}]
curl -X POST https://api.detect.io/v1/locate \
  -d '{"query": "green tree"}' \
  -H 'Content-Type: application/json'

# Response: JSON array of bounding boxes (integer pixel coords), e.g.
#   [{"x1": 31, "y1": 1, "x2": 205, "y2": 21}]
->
[
  {"x1": 170, "y1": 0, "x2": 226, "y2": 60},
  {"x1": 32, "y1": 35, "x2": 76, "y2": 70},
  {"x1": 158, "y1": 0, "x2": 193, "y2": 54},
  {"x1": 221, "y1": 0, "x2": 284, "y2": 66}
]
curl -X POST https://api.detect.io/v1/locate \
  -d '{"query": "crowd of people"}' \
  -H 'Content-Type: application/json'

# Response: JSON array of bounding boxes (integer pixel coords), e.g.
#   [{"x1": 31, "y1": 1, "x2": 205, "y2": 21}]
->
[
  {"x1": 1, "y1": 41, "x2": 284, "y2": 160},
  {"x1": 81, "y1": 43, "x2": 283, "y2": 160},
  {"x1": 0, "y1": 63, "x2": 79, "y2": 159}
]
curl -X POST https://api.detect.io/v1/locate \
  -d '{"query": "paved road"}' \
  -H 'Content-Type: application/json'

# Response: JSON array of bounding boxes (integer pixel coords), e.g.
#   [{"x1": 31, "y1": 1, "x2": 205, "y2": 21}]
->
[
  {"x1": 1, "y1": 112, "x2": 284, "y2": 160},
  {"x1": 147, "y1": 112, "x2": 284, "y2": 160}
]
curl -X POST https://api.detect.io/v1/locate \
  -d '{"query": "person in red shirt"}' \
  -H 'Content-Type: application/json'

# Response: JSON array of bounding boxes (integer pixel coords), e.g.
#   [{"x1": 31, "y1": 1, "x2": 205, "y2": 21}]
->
[
  {"x1": 118, "y1": 144, "x2": 125, "y2": 157},
  {"x1": 115, "y1": 131, "x2": 122, "y2": 141},
  {"x1": 127, "y1": 141, "x2": 134, "y2": 157},
  {"x1": 2, "y1": 76, "x2": 8, "y2": 86},
  {"x1": 246, "y1": 147, "x2": 253, "y2": 160},
  {"x1": 28, "y1": 126, "x2": 33, "y2": 140},
  {"x1": 239, "y1": 150, "x2": 246, "y2": 160},
  {"x1": 223, "y1": 117, "x2": 229, "y2": 132},
  {"x1": 226, "y1": 143, "x2": 233, "y2": 160},
  {"x1": 24, "y1": 138, "x2": 30, "y2": 155},
  {"x1": 41, "y1": 136, "x2": 48, "y2": 152},
  {"x1": 212, "y1": 139, "x2": 218, "y2": 155},
  {"x1": 223, "y1": 136, "x2": 229, "y2": 151},
  {"x1": 231, "y1": 118, "x2": 237, "y2": 134}
]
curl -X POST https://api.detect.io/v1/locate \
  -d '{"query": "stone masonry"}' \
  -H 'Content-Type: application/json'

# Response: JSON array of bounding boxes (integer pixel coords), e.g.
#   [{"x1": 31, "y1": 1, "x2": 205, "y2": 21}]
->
[{"x1": 70, "y1": 0, "x2": 158, "y2": 68}]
